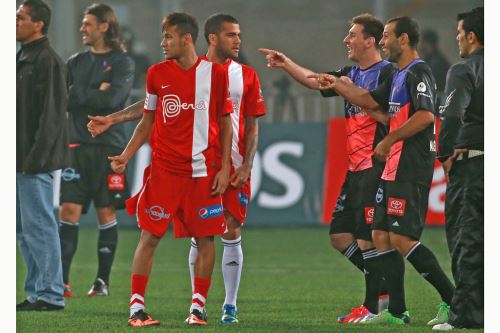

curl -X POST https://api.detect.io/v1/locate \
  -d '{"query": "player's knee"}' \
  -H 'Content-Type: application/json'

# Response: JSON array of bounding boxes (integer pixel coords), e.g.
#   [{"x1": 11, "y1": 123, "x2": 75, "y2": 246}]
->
[
  {"x1": 59, "y1": 203, "x2": 82, "y2": 223},
  {"x1": 371, "y1": 230, "x2": 391, "y2": 252},
  {"x1": 139, "y1": 230, "x2": 161, "y2": 250},
  {"x1": 223, "y1": 213, "x2": 242, "y2": 240},
  {"x1": 389, "y1": 233, "x2": 415, "y2": 256},
  {"x1": 329, "y1": 233, "x2": 353, "y2": 252}
]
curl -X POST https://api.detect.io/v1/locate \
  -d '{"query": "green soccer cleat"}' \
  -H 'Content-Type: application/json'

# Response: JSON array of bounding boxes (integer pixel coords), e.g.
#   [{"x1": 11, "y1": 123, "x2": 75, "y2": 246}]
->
[
  {"x1": 427, "y1": 302, "x2": 450, "y2": 326},
  {"x1": 361, "y1": 309, "x2": 410, "y2": 325}
]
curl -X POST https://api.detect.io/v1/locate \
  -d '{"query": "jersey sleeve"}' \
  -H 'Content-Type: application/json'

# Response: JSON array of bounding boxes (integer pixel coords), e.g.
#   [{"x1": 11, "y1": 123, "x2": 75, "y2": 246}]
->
[
  {"x1": 143, "y1": 65, "x2": 158, "y2": 113},
  {"x1": 369, "y1": 73, "x2": 392, "y2": 111},
  {"x1": 243, "y1": 68, "x2": 267, "y2": 117},
  {"x1": 320, "y1": 66, "x2": 353, "y2": 98},
  {"x1": 214, "y1": 65, "x2": 233, "y2": 117},
  {"x1": 406, "y1": 64, "x2": 437, "y2": 114}
]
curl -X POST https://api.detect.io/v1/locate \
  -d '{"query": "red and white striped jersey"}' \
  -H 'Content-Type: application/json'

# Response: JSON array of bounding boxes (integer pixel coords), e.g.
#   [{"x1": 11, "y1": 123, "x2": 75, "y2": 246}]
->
[
  {"x1": 201, "y1": 56, "x2": 266, "y2": 169},
  {"x1": 143, "y1": 57, "x2": 233, "y2": 177}
]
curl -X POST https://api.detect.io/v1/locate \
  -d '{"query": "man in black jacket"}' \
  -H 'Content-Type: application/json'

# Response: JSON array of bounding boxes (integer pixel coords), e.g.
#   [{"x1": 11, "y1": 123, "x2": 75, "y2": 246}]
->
[
  {"x1": 16, "y1": 0, "x2": 68, "y2": 311},
  {"x1": 434, "y1": 7, "x2": 484, "y2": 331},
  {"x1": 58, "y1": 3, "x2": 134, "y2": 298}
]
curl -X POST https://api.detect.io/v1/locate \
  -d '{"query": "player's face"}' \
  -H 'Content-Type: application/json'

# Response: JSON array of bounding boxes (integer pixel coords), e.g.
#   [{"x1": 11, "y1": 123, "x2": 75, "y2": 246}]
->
[
  {"x1": 379, "y1": 22, "x2": 402, "y2": 62},
  {"x1": 456, "y1": 20, "x2": 469, "y2": 58},
  {"x1": 215, "y1": 22, "x2": 241, "y2": 59},
  {"x1": 343, "y1": 24, "x2": 368, "y2": 62},
  {"x1": 80, "y1": 14, "x2": 105, "y2": 47},
  {"x1": 161, "y1": 25, "x2": 185, "y2": 59},
  {"x1": 16, "y1": 5, "x2": 37, "y2": 42}
]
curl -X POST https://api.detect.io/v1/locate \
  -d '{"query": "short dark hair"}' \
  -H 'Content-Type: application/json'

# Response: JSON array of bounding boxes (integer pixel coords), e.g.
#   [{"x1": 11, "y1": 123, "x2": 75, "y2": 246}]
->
[
  {"x1": 457, "y1": 7, "x2": 483, "y2": 45},
  {"x1": 351, "y1": 13, "x2": 384, "y2": 48},
  {"x1": 85, "y1": 3, "x2": 125, "y2": 52},
  {"x1": 204, "y1": 13, "x2": 239, "y2": 43},
  {"x1": 22, "y1": 0, "x2": 51, "y2": 35},
  {"x1": 162, "y1": 12, "x2": 198, "y2": 44},
  {"x1": 387, "y1": 16, "x2": 420, "y2": 48}
]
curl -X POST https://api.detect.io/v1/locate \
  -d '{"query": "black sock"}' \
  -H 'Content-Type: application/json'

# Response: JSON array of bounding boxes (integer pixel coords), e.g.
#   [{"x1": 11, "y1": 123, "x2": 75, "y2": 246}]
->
[
  {"x1": 59, "y1": 221, "x2": 79, "y2": 284},
  {"x1": 97, "y1": 221, "x2": 118, "y2": 284},
  {"x1": 341, "y1": 241, "x2": 364, "y2": 272},
  {"x1": 377, "y1": 249, "x2": 407, "y2": 316},
  {"x1": 405, "y1": 242, "x2": 455, "y2": 304},
  {"x1": 361, "y1": 248, "x2": 382, "y2": 314}
]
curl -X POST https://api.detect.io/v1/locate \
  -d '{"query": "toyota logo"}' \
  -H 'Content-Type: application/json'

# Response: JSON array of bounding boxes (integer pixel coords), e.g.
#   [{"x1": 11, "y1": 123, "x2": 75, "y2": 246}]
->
[
  {"x1": 367, "y1": 208, "x2": 374, "y2": 217},
  {"x1": 391, "y1": 200, "x2": 403, "y2": 209},
  {"x1": 110, "y1": 175, "x2": 122, "y2": 184}
]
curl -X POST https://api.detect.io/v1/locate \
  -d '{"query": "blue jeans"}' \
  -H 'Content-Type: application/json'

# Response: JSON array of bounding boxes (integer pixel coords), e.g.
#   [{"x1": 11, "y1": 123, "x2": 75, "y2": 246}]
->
[{"x1": 16, "y1": 172, "x2": 64, "y2": 306}]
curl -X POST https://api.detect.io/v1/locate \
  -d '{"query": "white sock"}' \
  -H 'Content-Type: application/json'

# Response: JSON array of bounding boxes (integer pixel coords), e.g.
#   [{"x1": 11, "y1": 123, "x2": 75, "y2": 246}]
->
[
  {"x1": 222, "y1": 236, "x2": 243, "y2": 308},
  {"x1": 130, "y1": 293, "x2": 145, "y2": 317},
  {"x1": 188, "y1": 238, "x2": 198, "y2": 292}
]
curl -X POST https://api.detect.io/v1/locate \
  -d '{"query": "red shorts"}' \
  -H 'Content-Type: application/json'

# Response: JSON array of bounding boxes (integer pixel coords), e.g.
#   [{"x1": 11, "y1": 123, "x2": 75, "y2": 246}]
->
[
  {"x1": 126, "y1": 163, "x2": 227, "y2": 238},
  {"x1": 223, "y1": 180, "x2": 251, "y2": 223}
]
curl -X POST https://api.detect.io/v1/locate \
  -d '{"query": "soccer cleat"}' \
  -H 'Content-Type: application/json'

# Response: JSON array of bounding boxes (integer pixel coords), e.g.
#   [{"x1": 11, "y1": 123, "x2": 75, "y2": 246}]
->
[
  {"x1": 337, "y1": 305, "x2": 375, "y2": 324},
  {"x1": 361, "y1": 309, "x2": 411, "y2": 325},
  {"x1": 128, "y1": 310, "x2": 160, "y2": 327},
  {"x1": 19, "y1": 300, "x2": 64, "y2": 311},
  {"x1": 16, "y1": 299, "x2": 33, "y2": 311},
  {"x1": 220, "y1": 304, "x2": 239, "y2": 324},
  {"x1": 377, "y1": 294, "x2": 389, "y2": 313},
  {"x1": 186, "y1": 308, "x2": 208, "y2": 325},
  {"x1": 432, "y1": 322, "x2": 455, "y2": 331},
  {"x1": 427, "y1": 302, "x2": 451, "y2": 326},
  {"x1": 64, "y1": 283, "x2": 73, "y2": 297},
  {"x1": 87, "y1": 278, "x2": 109, "y2": 296}
]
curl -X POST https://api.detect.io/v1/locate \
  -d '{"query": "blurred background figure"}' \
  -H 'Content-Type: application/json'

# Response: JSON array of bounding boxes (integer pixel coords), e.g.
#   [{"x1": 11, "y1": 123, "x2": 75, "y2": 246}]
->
[{"x1": 419, "y1": 29, "x2": 450, "y2": 104}]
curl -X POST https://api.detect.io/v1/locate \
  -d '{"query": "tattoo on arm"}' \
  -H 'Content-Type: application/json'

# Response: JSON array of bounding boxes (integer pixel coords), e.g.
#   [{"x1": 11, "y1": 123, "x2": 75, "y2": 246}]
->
[{"x1": 110, "y1": 99, "x2": 145, "y2": 124}]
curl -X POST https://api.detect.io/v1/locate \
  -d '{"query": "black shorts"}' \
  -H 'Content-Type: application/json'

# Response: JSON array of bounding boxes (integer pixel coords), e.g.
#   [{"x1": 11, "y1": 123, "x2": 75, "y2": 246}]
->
[
  {"x1": 372, "y1": 180, "x2": 430, "y2": 240},
  {"x1": 329, "y1": 163, "x2": 383, "y2": 241},
  {"x1": 60, "y1": 144, "x2": 130, "y2": 214}
]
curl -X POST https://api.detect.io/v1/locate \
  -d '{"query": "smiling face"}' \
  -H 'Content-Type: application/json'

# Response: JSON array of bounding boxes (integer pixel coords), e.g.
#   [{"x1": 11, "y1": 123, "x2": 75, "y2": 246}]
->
[
  {"x1": 213, "y1": 22, "x2": 241, "y2": 60},
  {"x1": 379, "y1": 22, "x2": 402, "y2": 62},
  {"x1": 343, "y1": 23, "x2": 371, "y2": 62},
  {"x1": 79, "y1": 14, "x2": 106, "y2": 47}
]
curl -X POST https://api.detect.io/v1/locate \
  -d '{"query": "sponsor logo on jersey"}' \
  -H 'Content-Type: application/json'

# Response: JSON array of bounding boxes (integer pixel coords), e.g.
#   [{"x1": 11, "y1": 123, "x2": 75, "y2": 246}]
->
[
  {"x1": 198, "y1": 204, "x2": 223, "y2": 219},
  {"x1": 108, "y1": 174, "x2": 125, "y2": 190},
  {"x1": 62, "y1": 168, "x2": 81, "y2": 181},
  {"x1": 161, "y1": 94, "x2": 208, "y2": 120},
  {"x1": 346, "y1": 104, "x2": 369, "y2": 117},
  {"x1": 238, "y1": 192, "x2": 249, "y2": 207},
  {"x1": 376, "y1": 187, "x2": 384, "y2": 204},
  {"x1": 417, "y1": 82, "x2": 426, "y2": 92},
  {"x1": 364, "y1": 207, "x2": 375, "y2": 224},
  {"x1": 387, "y1": 197, "x2": 406, "y2": 216},
  {"x1": 146, "y1": 205, "x2": 170, "y2": 221},
  {"x1": 388, "y1": 102, "x2": 401, "y2": 114}
]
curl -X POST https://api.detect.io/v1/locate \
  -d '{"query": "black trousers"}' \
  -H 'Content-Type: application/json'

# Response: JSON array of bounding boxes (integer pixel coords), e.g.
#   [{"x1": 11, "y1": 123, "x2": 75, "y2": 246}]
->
[{"x1": 445, "y1": 155, "x2": 483, "y2": 328}]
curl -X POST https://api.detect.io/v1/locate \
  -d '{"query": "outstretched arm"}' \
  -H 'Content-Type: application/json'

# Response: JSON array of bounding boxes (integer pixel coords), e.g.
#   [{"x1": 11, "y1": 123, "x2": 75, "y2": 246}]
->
[
  {"x1": 108, "y1": 111, "x2": 154, "y2": 173},
  {"x1": 258, "y1": 48, "x2": 322, "y2": 90},
  {"x1": 87, "y1": 98, "x2": 145, "y2": 137}
]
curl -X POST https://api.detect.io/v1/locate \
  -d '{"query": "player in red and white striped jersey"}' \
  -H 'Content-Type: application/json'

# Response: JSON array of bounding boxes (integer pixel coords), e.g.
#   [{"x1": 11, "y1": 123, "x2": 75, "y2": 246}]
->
[
  {"x1": 107, "y1": 13, "x2": 233, "y2": 327},
  {"x1": 87, "y1": 13, "x2": 267, "y2": 324}
]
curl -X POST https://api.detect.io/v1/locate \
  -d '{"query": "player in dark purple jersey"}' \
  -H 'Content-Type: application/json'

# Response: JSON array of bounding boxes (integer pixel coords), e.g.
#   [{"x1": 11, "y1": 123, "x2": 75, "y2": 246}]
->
[
  {"x1": 311, "y1": 16, "x2": 455, "y2": 326},
  {"x1": 260, "y1": 14, "x2": 395, "y2": 323}
]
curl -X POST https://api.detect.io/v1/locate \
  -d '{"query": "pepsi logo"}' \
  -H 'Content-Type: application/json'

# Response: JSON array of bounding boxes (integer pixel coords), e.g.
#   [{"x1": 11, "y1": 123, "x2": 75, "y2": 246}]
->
[{"x1": 199, "y1": 208, "x2": 209, "y2": 218}]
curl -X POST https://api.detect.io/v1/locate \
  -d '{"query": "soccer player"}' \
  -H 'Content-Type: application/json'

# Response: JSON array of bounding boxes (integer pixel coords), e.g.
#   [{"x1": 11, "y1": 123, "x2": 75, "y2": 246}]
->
[
  {"x1": 107, "y1": 13, "x2": 233, "y2": 327},
  {"x1": 311, "y1": 16, "x2": 455, "y2": 325},
  {"x1": 259, "y1": 13, "x2": 393, "y2": 323},
  {"x1": 88, "y1": 13, "x2": 267, "y2": 324},
  {"x1": 58, "y1": 3, "x2": 134, "y2": 297},
  {"x1": 435, "y1": 7, "x2": 484, "y2": 331}
]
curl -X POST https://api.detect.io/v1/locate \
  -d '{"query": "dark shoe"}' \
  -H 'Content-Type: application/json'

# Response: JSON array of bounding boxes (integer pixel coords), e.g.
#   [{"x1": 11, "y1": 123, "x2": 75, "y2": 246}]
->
[
  {"x1": 16, "y1": 299, "x2": 33, "y2": 311},
  {"x1": 87, "y1": 278, "x2": 109, "y2": 296},
  {"x1": 24, "y1": 300, "x2": 64, "y2": 311}
]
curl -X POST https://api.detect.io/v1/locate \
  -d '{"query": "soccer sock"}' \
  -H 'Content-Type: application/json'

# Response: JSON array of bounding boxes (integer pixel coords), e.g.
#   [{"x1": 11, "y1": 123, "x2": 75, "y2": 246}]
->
[
  {"x1": 341, "y1": 241, "x2": 364, "y2": 272},
  {"x1": 188, "y1": 238, "x2": 198, "y2": 292},
  {"x1": 222, "y1": 236, "x2": 243, "y2": 308},
  {"x1": 377, "y1": 249, "x2": 407, "y2": 316},
  {"x1": 191, "y1": 276, "x2": 211, "y2": 312},
  {"x1": 130, "y1": 274, "x2": 149, "y2": 316},
  {"x1": 361, "y1": 248, "x2": 381, "y2": 314},
  {"x1": 405, "y1": 242, "x2": 455, "y2": 304},
  {"x1": 97, "y1": 220, "x2": 118, "y2": 285},
  {"x1": 59, "y1": 220, "x2": 79, "y2": 284}
]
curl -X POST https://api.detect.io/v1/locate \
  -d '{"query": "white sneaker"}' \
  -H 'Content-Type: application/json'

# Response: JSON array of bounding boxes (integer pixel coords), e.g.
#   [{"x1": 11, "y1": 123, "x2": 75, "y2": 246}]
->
[{"x1": 432, "y1": 322, "x2": 455, "y2": 330}]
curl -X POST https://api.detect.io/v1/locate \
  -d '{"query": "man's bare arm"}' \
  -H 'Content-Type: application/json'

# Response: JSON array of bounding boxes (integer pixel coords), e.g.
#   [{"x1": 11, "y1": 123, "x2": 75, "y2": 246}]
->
[
  {"x1": 259, "y1": 48, "x2": 321, "y2": 90},
  {"x1": 231, "y1": 116, "x2": 259, "y2": 188},
  {"x1": 87, "y1": 99, "x2": 145, "y2": 137},
  {"x1": 211, "y1": 114, "x2": 233, "y2": 196}
]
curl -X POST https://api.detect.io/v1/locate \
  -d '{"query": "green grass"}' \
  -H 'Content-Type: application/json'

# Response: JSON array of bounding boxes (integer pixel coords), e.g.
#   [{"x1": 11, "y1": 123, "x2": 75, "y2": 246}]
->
[{"x1": 17, "y1": 226, "x2": 483, "y2": 333}]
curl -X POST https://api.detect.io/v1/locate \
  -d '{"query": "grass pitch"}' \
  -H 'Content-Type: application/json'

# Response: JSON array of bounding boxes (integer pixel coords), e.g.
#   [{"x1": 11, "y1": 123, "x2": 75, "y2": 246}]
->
[{"x1": 17, "y1": 226, "x2": 484, "y2": 332}]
